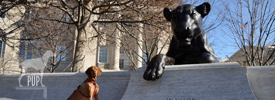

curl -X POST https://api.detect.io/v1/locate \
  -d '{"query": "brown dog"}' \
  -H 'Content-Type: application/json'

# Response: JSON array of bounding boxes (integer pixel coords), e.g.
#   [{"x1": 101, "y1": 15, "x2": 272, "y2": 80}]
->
[{"x1": 68, "y1": 66, "x2": 102, "y2": 100}]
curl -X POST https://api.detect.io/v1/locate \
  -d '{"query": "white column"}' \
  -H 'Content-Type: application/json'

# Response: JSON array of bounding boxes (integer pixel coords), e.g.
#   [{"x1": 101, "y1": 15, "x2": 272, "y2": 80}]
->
[
  {"x1": 112, "y1": 24, "x2": 121, "y2": 70},
  {"x1": 111, "y1": 8, "x2": 121, "y2": 70},
  {"x1": 136, "y1": 22, "x2": 143, "y2": 68}
]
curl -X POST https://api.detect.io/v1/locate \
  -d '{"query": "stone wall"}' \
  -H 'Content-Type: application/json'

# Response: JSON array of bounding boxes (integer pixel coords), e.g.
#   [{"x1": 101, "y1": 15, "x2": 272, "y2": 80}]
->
[
  {"x1": 0, "y1": 63, "x2": 274, "y2": 100},
  {"x1": 247, "y1": 66, "x2": 275, "y2": 100},
  {"x1": 0, "y1": 71, "x2": 130, "y2": 100}
]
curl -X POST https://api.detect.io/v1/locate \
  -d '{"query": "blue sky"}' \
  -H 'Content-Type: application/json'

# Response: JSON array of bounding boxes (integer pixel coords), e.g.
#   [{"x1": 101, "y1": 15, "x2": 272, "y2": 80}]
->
[
  {"x1": 206, "y1": 0, "x2": 275, "y2": 59},
  {"x1": 181, "y1": 0, "x2": 272, "y2": 59},
  {"x1": 187, "y1": 0, "x2": 240, "y2": 59},
  {"x1": 209, "y1": 30, "x2": 239, "y2": 59}
]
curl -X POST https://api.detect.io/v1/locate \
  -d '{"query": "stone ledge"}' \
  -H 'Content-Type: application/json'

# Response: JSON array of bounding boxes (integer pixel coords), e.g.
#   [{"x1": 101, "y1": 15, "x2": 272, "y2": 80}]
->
[
  {"x1": 247, "y1": 66, "x2": 275, "y2": 100},
  {"x1": 137, "y1": 62, "x2": 241, "y2": 71},
  {"x1": 122, "y1": 63, "x2": 255, "y2": 100},
  {"x1": 0, "y1": 72, "x2": 130, "y2": 100},
  {"x1": 247, "y1": 65, "x2": 275, "y2": 70},
  {"x1": 0, "y1": 63, "x2": 275, "y2": 100}
]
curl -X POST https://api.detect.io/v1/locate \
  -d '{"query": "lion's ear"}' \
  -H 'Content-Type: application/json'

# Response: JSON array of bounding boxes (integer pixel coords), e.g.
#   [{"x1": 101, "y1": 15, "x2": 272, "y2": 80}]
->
[
  {"x1": 96, "y1": 67, "x2": 102, "y2": 76},
  {"x1": 196, "y1": 2, "x2": 211, "y2": 18},
  {"x1": 163, "y1": 8, "x2": 172, "y2": 21}
]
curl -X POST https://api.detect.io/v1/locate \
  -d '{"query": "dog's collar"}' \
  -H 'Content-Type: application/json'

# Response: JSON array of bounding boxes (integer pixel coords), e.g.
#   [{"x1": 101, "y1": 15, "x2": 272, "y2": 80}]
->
[{"x1": 84, "y1": 80, "x2": 96, "y2": 83}]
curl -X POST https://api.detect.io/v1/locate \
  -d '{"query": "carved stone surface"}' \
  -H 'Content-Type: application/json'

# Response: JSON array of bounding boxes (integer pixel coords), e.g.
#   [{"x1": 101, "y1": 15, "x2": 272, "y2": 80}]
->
[
  {"x1": 123, "y1": 63, "x2": 255, "y2": 100},
  {"x1": 1, "y1": 63, "x2": 275, "y2": 100}
]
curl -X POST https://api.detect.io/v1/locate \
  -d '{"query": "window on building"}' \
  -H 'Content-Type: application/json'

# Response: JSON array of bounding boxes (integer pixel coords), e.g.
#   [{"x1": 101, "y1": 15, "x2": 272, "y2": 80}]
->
[
  {"x1": 0, "y1": 33, "x2": 4, "y2": 57},
  {"x1": 26, "y1": 43, "x2": 32, "y2": 59},
  {"x1": 0, "y1": 40, "x2": 4, "y2": 57},
  {"x1": 19, "y1": 42, "x2": 25, "y2": 61},
  {"x1": 119, "y1": 48, "x2": 130, "y2": 70},
  {"x1": 24, "y1": 7, "x2": 30, "y2": 16},
  {"x1": 99, "y1": 46, "x2": 108, "y2": 63},
  {"x1": 0, "y1": 41, "x2": 2, "y2": 57},
  {"x1": 19, "y1": 41, "x2": 33, "y2": 61},
  {"x1": 142, "y1": 51, "x2": 147, "y2": 67},
  {"x1": 1, "y1": 5, "x2": 6, "y2": 18},
  {"x1": 56, "y1": 45, "x2": 66, "y2": 62},
  {"x1": 24, "y1": 7, "x2": 36, "y2": 21}
]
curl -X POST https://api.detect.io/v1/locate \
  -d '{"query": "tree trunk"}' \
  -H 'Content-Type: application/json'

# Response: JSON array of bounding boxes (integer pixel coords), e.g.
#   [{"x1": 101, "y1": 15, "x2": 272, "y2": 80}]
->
[
  {"x1": 72, "y1": 1, "x2": 98, "y2": 72},
  {"x1": 72, "y1": 27, "x2": 86, "y2": 72}
]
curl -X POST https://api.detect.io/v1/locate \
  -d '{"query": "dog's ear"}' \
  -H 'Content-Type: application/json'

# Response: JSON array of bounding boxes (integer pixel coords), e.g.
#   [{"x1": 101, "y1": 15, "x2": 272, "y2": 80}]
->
[
  {"x1": 96, "y1": 67, "x2": 102, "y2": 76},
  {"x1": 163, "y1": 8, "x2": 172, "y2": 21},
  {"x1": 196, "y1": 2, "x2": 211, "y2": 18},
  {"x1": 85, "y1": 67, "x2": 93, "y2": 79}
]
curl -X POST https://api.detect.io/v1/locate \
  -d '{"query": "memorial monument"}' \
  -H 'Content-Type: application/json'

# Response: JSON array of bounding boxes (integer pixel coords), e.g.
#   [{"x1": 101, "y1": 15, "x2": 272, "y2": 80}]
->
[
  {"x1": 144, "y1": 2, "x2": 223, "y2": 81},
  {"x1": 120, "y1": 2, "x2": 257, "y2": 100},
  {"x1": 1, "y1": 2, "x2": 274, "y2": 100}
]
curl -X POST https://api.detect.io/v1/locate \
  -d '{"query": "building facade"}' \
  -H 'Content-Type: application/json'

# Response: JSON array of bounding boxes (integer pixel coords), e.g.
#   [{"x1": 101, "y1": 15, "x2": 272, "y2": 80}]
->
[
  {"x1": 0, "y1": 2, "x2": 171, "y2": 74},
  {"x1": 0, "y1": 3, "x2": 25, "y2": 74},
  {"x1": 229, "y1": 45, "x2": 275, "y2": 66}
]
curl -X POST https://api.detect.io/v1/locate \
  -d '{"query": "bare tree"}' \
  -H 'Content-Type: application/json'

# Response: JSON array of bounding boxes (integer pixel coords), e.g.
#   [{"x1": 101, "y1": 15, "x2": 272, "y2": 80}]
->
[
  {"x1": 1, "y1": 0, "x2": 224, "y2": 72},
  {"x1": 0, "y1": 52, "x2": 19, "y2": 74},
  {"x1": 42, "y1": 0, "x2": 180, "y2": 71},
  {"x1": 92, "y1": 0, "x2": 178, "y2": 70},
  {"x1": 21, "y1": 6, "x2": 75, "y2": 73},
  {"x1": 0, "y1": 1, "x2": 29, "y2": 74},
  {"x1": 1, "y1": 1, "x2": 75, "y2": 73},
  {"x1": 93, "y1": 0, "x2": 225, "y2": 70},
  {"x1": 224, "y1": 0, "x2": 275, "y2": 66},
  {"x1": 1, "y1": 0, "x2": 178, "y2": 72}
]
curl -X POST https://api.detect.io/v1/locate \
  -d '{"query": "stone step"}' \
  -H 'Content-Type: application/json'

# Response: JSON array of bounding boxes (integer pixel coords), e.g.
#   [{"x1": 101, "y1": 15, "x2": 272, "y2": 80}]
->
[{"x1": 121, "y1": 62, "x2": 255, "y2": 100}]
